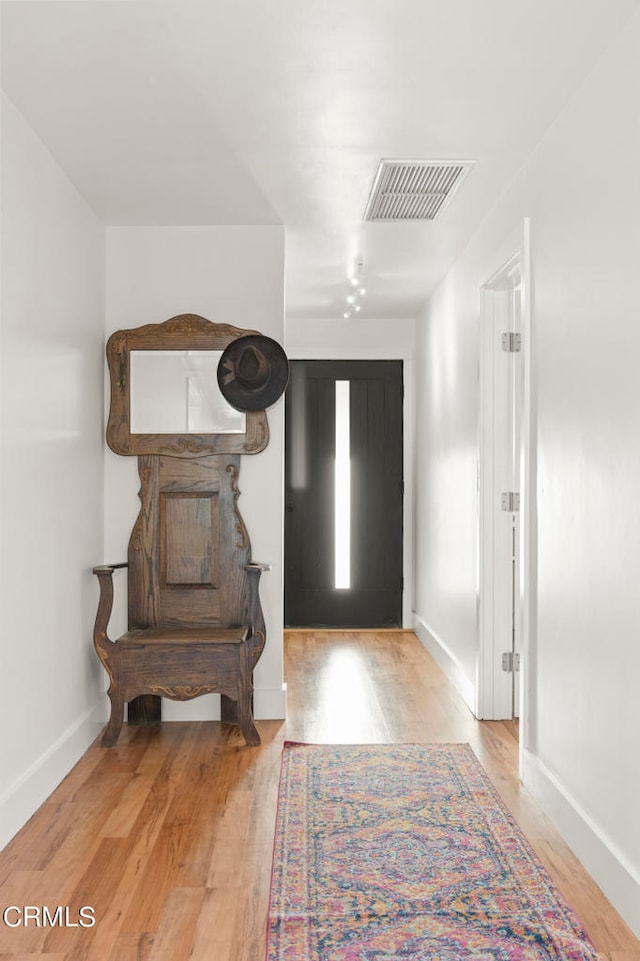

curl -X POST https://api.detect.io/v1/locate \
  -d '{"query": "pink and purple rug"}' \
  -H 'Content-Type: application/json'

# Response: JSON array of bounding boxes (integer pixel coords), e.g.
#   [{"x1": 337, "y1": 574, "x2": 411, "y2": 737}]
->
[{"x1": 266, "y1": 742, "x2": 599, "y2": 960}]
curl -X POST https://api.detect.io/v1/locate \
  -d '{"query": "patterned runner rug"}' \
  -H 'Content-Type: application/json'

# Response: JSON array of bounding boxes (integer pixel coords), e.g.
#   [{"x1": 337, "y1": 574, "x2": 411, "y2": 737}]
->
[{"x1": 266, "y1": 742, "x2": 599, "y2": 960}]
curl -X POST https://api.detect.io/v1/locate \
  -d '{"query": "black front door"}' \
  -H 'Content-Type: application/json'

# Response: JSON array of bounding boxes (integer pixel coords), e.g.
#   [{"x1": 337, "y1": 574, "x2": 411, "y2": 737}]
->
[{"x1": 284, "y1": 360, "x2": 403, "y2": 627}]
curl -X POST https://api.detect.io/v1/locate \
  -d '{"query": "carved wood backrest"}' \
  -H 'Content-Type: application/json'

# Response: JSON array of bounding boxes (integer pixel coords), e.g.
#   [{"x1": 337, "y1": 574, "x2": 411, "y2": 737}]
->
[{"x1": 129, "y1": 453, "x2": 251, "y2": 630}]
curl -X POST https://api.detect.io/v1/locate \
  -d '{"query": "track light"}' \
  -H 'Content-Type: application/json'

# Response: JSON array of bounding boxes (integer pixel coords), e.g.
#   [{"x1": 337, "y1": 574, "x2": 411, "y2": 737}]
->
[{"x1": 341, "y1": 257, "x2": 365, "y2": 319}]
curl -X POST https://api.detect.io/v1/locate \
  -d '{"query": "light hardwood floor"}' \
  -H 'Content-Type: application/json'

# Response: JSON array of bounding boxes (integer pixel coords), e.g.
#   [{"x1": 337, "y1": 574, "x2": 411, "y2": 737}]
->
[{"x1": 0, "y1": 630, "x2": 638, "y2": 960}]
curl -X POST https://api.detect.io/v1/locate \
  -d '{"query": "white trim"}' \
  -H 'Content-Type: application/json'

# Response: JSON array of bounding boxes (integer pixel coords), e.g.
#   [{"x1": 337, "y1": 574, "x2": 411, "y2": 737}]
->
[
  {"x1": 518, "y1": 219, "x2": 535, "y2": 770},
  {"x1": 0, "y1": 701, "x2": 106, "y2": 849},
  {"x1": 477, "y1": 280, "x2": 507, "y2": 718},
  {"x1": 162, "y1": 682, "x2": 288, "y2": 722},
  {"x1": 402, "y1": 359, "x2": 415, "y2": 628},
  {"x1": 477, "y1": 220, "x2": 533, "y2": 739},
  {"x1": 254, "y1": 683, "x2": 287, "y2": 720},
  {"x1": 413, "y1": 614, "x2": 476, "y2": 713},
  {"x1": 523, "y1": 749, "x2": 640, "y2": 939}
]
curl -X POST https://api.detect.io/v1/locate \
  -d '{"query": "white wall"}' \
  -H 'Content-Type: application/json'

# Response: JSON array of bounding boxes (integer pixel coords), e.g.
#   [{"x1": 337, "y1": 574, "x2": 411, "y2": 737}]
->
[
  {"x1": 413, "y1": 277, "x2": 480, "y2": 709},
  {"x1": 414, "y1": 12, "x2": 640, "y2": 935},
  {"x1": 285, "y1": 315, "x2": 416, "y2": 627},
  {"x1": 0, "y1": 96, "x2": 106, "y2": 846},
  {"x1": 286, "y1": 316, "x2": 415, "y2": 360},
  {"x1": 105, "y1": 226, "x2": 286, "y2": 721}
]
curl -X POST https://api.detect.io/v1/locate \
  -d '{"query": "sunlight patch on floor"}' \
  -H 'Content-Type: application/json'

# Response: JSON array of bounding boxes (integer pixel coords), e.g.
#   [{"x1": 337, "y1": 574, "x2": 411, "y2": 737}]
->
[{"x1": 310, "y1": 646, "x2": 386, "y2": 743}]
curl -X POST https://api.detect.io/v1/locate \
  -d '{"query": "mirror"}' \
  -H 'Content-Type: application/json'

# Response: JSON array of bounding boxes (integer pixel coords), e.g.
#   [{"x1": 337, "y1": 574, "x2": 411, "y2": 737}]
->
[
  {"x1": 105, "y1": 314, "x2": 269, "y2": 458},
  {"x1": 130, "y1": 350, "x2": 246, "y2": 435}
]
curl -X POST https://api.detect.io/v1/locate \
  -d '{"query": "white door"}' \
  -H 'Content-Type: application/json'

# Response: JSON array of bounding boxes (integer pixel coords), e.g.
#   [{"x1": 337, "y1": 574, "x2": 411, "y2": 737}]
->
[{"x1": 478, "y1": 254, "x2": 524, "y2": 720}]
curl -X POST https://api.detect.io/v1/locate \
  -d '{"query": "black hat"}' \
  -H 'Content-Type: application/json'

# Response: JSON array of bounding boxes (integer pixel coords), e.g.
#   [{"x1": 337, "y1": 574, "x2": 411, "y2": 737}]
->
[{"x1": 217, "y1": 334, "x2": 290, "y2": 412}]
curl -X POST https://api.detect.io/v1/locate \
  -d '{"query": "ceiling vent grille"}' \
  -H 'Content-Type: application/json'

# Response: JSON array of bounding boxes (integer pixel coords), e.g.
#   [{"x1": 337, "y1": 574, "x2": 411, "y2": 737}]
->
[{"x1": 363, "y1": 159, "x2": 475, "y2": 222}]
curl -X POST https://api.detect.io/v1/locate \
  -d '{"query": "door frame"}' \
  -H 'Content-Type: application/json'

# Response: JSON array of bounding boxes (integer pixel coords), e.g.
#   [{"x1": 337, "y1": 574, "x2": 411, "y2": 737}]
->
[
  {"x1": 477, "y1": 220, "x2": 534, "y2": 761},
  {"x1": 288, "y1": 348, "x2": 414, "y2": 629}
]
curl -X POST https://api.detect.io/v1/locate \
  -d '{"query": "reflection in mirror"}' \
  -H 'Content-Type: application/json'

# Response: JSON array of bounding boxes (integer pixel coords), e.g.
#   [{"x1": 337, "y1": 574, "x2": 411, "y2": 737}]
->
[{"x1": 130, "y1": 350, "x2": 246, "y2": 434}]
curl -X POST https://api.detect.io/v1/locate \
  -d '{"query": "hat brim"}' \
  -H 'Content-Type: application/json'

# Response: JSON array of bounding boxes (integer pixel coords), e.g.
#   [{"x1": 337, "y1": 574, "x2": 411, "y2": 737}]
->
[{"x1": 217, "y1": 334, "x2": 290, "y2": 412}]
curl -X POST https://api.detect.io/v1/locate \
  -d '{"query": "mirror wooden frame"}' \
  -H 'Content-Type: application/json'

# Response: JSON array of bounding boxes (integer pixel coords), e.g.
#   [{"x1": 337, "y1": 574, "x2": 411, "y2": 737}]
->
[{"x1": 106, "y1": 313, "x2": 269, "y2": 457}]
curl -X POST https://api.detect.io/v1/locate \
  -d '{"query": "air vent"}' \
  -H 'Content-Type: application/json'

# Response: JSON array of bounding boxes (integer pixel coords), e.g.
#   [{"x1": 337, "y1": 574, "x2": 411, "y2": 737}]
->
[{"x1": 363, "y1": 160, "x2": 475, "y2": 222}]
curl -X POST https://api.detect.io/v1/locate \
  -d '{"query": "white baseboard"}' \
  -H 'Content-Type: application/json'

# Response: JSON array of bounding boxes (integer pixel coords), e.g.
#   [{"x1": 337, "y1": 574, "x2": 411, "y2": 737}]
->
[
  {"x1": 162, "y1": 693, "x2": 221, "y2": 721},
  {"x1": 412, "y1": 613, "x2": 476, "y2": 714},
  {"x1": 158, "y1": 685, "x2": 288, "y2": 722},
  {"x1": 0, "y1": 701, "x2": 105, "y2": 850},
  {"x1": 254, "y1": 683, "x2": 287, "y2": 720},
  {"x1": 523, "y1": 748, "x2": 640, "y2": 939}
]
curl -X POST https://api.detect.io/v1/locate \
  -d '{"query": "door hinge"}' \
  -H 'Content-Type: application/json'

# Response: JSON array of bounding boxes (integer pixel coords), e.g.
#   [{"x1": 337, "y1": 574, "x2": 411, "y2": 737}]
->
[
  {"x1": 502, "y1": 652, "x2": 520, "y2": 672},
  {"x1": 501, "y1": 491, "x2": 520, "y2": 512},
  {"x1": 501, "y1": 332, "x2": 521, "y2": 352}
]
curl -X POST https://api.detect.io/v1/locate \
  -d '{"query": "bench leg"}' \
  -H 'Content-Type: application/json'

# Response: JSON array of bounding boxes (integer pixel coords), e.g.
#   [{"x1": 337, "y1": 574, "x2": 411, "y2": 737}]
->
[
  {"x1": 102, "y1": 691, "x2": 125, "y2": 747},
  {"x1": 237, "y1": 698, "x2": 260, "y2": 747},
  {"x1": 220, "y1": 694, "x2": 238, "y2": 724},
  {"x1": 237, "y1": 654, "x2": 260, "y2": 746},
  {"x1": 222, "y1": 692, "x2": 259, "y2": 745}
]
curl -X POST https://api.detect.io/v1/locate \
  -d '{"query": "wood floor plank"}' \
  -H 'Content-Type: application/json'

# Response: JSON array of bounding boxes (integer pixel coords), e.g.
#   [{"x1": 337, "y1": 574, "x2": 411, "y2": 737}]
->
[
  {"x1": 0, "y1": 631, "x2": 638, "y2": 960},
  {"x1": 0, "y1": 872, "x2": 53, "y2": 954},
  {"x1": 105, "y1": 932, "x2": 154, "y2": 961},
  {"x1": 99, "y1": 775, "x2": 156, "y2": 839},
  {"x1": 42, "y1": 837, "x2": 134, "y2": 958},
  {"x1": 118, "y1": 725, "x2": 236, "y2": 933},
  {"x1": 0, "y1": 772, "x2": 126, "y2": 886},
  {"x1": 187, "y1": 887, "x2": 241, "y2": 961},
  {"x1": 0, "y1": 955, "x2": 68, "y2": 960},
  {"x1": 80, "y1": 727, "x2": 202, "y2": 957},
  {"x1": 145, "y1": 888, "x2": 205, "y2": 961}
]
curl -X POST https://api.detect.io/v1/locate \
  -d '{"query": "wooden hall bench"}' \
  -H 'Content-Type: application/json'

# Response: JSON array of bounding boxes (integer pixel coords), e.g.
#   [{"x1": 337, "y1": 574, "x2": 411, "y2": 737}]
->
[
  {"x1": 93, "y1": 559, "x2": 268, "y2": 747},
  {"x1": 92, "y1": 314, "x2": 277, "y2": 747}
]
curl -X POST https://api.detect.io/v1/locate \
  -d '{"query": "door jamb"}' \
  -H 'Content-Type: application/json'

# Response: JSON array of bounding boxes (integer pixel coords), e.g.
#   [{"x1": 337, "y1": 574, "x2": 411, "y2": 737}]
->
[
  {"x1": 477, "y1": 219, "x2": 534, "y2": 771},
  {"x1": 286, "y1": 352, "x2": 414, "y2": 628}
]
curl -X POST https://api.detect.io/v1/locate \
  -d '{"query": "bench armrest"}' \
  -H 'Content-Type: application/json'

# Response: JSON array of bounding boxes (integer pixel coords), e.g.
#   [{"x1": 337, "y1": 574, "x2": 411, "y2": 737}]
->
[
  {"x1": 243, "y1": 563, "x2": 269, "y2": 665},
  {"x1": 92, "y1": 563, "x2": 128, "y2": 655}
]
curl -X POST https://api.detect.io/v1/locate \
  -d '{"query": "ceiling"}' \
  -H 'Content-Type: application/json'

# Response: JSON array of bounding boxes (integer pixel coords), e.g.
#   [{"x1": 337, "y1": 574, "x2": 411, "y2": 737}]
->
[{"x1": 2, "y1": 0, "x2": 636, "y2": 321}]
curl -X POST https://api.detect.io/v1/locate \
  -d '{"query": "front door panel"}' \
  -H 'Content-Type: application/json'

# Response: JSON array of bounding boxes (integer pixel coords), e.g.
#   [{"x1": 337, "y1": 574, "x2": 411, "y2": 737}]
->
[{"x1": 285, "y1": 360, "x2": 403, "y2": 627}]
